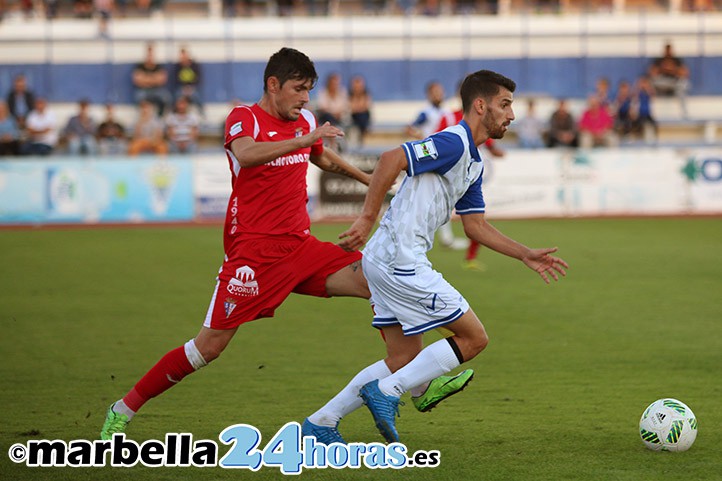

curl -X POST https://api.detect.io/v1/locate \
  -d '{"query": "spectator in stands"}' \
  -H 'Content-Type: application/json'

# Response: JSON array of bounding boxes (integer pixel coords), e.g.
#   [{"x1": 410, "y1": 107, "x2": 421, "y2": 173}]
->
[
  {"x1": 479, "y1": 0, "x2": 499, "y2": 14},
  {"x1": 306, "y1": 0, "x2": 331, "y2": 16},
  {"x1": 396, "y1": 0, "x2": 417, "y2": 15},
  {"x1": 421, "y1": 0, "x2": 441, "y2": 16},
  {"x1": 688, "y1": 0, "x2": 714, "y2": 11},
  {"x1": 97, "y1": 103, "x2": 128, "y2": 155},
  {"x1": 64, "y1": 98, "x2": 98, "y2": 156},
  {"x1": 132, "y1": 43, "x2": 172, "y2": 116},
  {"x1": 114, "y1": 0, "x2": 128, "y2": 16},
  {"x1": 348, "y1": 74, "x2": 372, "y2": 148},
  {"x1": 316, "y1": 72, "x2": 349, "y2": 128},
  {"x1": 166, "y1": 96, "x2": 200, "y2": 154},
  {"x1": 316, "y1": 72, "x2": 350, "y2": 150},
  {"x1": 173, "y1": 46, "x2": 203, "y2": 116},
  {"x1": 578, "y1": 95, "x2": 616, "y2": 148},
  {"x1": 74, "y1": 0, "x2": 94, "y2": 18},
  {"x1": 277, "y1": 0, "x2": 295, "y2": 16},
  {"x1": 547, "y1": 98, "x2": 578, "y2": 148},
  {"x1": 452, "y1": 0, "x2": 478, "y2": 14},
  {"x1": 406, "y1": 80, "x2": 449, "y2": 140},
  {"x1": 94, "y1": 0, "x2": 113, "y2": 37},
  {"x1": 6, "y1": 74, "x2": 35, "y2": 130},
  {"x1": 0, "y1": 100, "x2": 21, "y2": 156},
  {"x1": 514, "y1": 98, "x2": 546, "y2": 149},
  {"x1": 594, "y1": 76, "x2": 613, "y2": 110},
  {"x1": 363, "y1": 0, "x2": 387, "y2": 14},
  {"x1": 223, "y1": 0, "x2": 254, "y2": 17},
  {"x1": 127, "y1": 99, "x2": 168, "y2": 156},
  {"x1": 633, "y1": 75, "x2": 658, "y2": 144},
  {"x1": 648, "y1": 42, "x2": 690, "y2": 116},
  {"x1": 613, "y1": 79, "x2": 635, "y2": 138},
  {"x1": 14, "y1": 0, "x2": 29, "y2": 18},
  {"x1": 136, "y1": 0, "x2": 153, "y2": 14},
  {"x1": 44, "y1": 0, "x2": 59, "y2": 18},
  {"x1": 21, "y1": 97, "x2": 58, "y2": 156}
]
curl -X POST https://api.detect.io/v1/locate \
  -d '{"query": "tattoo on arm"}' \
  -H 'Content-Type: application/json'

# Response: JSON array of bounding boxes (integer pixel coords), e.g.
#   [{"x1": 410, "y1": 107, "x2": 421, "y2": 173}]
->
[{"x1": 327, "y1": 161, "x2": 351, "y2": 176}]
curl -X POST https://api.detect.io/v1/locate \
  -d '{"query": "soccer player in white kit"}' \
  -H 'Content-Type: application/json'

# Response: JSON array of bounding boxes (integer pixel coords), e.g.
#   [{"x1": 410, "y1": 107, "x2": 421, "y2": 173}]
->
[{"x1": 303, "y1": 69, "x2": 569, "y2": 444}]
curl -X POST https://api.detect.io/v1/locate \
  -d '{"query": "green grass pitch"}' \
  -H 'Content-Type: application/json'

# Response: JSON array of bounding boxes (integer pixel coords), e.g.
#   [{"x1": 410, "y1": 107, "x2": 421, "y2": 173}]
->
[{"x1": 1, "y1": 218, "x2": 720, "y2": 481}]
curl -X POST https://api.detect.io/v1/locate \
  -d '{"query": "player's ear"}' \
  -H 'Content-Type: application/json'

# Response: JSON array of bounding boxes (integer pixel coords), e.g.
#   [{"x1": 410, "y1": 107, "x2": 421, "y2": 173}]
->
[
  {"x1": 475, "y1": 97, "x2": 485, "y2": 114},
  {"x1": 267, "y1": 76, "x2": 280, "y2": 94}
]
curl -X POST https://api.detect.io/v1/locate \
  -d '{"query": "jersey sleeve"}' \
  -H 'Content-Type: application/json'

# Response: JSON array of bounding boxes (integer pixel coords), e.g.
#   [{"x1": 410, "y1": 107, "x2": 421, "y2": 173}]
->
[
  {"x1": 224, "y1": 106, "x2": 257, "y2": 150},
  {"x1": 455, "y1": 170, "x2": 485, "y2": 215},
  {"x1": 401, "y1": 130, "x2": 465, "y2": 177},
  {"x1": 411, "y1": 111, "x2": 428, "y2": 128},
  {"x1": 301, "y1": 108, "x2": 324, "y2": 157}
]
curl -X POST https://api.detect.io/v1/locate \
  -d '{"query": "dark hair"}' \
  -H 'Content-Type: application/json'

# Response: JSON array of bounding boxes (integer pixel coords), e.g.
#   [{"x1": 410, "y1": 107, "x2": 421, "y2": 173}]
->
[
  {"x1": 460, "y1": 70, "x2": 516, "y2": 113},
  {"x1": 263, "y1": 47, "x2": 318, "y2": 93}
]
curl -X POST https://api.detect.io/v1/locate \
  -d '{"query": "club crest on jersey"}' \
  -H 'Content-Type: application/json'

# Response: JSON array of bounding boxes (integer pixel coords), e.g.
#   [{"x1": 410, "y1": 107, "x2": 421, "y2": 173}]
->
[
  {"x1": 227, "y1": 266, "x2": 259, "y2": 297},
  {"x1": 230, "y1": 121, "x2": 243, "y2": 136},
  {"x1": 224, "y1": 297, "x2": 237, "y2": 317},
  {"x1": 413, "y1": 139, "x2": 438, "y2": 160},
  {"x1": 295, "y1": 128, "x2": 303, "y2": 138}
]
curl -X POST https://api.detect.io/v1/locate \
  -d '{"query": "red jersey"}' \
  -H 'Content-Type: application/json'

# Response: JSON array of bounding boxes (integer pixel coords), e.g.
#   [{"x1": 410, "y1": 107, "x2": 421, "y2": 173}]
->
[
  {"x1": 436, "y1": 109, "x2": 463, "y2": 132},
  {"x1": 222, "y1": 104, "x2": 323, "y2": 251}
]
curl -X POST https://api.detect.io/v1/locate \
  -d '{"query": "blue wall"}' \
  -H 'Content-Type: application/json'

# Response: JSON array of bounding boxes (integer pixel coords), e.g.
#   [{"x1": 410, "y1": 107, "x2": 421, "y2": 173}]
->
[{"x1": 2, "y1": 56, "x2": 720, "y2": 104}]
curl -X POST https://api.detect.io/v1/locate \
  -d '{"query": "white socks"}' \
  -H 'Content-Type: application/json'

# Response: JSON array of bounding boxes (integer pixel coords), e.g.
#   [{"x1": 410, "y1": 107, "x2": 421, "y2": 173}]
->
[
  {"x1": 377, "y1": 339, "x2": 461, "y2": 397},
  {"x1": 111, "y1": 400, "x2": 136, "y2": 420},
  {"x1": 308, "y1": 360, "x2": 391, "y2": 427},
  {"x1": 184, "y1": 339, "x2": 208, "y2": 370},
  {"x1": 307, "y1": 339, "x2": 463, "y2": 427}
]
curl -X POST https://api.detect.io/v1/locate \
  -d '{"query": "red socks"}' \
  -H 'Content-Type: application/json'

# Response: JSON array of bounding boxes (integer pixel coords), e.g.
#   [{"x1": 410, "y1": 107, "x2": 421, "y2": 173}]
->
[
  {"x1": 465, "y1": 241, "x2": 480, "y2": 261},
  {"x1": 122, "y1": 346, "x2": 195, "y2": 412}
]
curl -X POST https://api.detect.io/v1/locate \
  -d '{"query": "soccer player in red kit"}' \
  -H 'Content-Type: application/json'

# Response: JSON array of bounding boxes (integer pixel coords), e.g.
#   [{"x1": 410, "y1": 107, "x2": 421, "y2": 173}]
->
[
  {"x1": 100, "y1": 47, "x2": 372, "y2": 439},
  {"x1": 102, "y1": 48, "x2": 474, "y2": 441}
]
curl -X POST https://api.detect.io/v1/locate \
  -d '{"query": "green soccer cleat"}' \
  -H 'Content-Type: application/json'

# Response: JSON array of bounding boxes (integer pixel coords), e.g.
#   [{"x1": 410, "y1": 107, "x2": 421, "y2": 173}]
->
[
  {"x1": 100, "y1": 403, "x2": 130, "y2": 440},
  {"x1": 462, "y1": 260, "x2": 487, "y2": 272},
  {"x1": 412, "y1": 369, "x2": 474, "y2": 413}
]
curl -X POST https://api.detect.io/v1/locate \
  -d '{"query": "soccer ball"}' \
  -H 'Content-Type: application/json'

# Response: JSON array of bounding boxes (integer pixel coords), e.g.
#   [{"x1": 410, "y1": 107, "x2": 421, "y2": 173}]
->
[{"x1": 639, "y1": 398, "x2": 698, "y2": 452}]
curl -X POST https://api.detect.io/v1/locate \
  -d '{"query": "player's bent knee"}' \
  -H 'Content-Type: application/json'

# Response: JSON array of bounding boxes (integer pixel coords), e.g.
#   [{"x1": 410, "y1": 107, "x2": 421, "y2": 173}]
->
[
  {"x1": 194, "y1": 339, "x2": 227, "y2": 363},
  {"x1": 460, "y1": 330, "x2": 489, "y2": 360},
  {"x1": 474, "y1": 330, "x2": 490, "y2": 355},
  {"x1": 201, "y1": 349, "x2": 221, "y2": 363}
]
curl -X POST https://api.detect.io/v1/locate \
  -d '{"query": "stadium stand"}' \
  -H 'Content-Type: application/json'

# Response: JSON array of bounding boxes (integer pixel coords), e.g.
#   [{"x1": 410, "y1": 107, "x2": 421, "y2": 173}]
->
[{"x1": 1, "y1": 9, "x2": 721, "y2": 151}]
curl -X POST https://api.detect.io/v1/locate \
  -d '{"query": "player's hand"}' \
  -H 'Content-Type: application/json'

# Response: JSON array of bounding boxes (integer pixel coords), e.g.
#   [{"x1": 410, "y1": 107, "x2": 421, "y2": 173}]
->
[
  {"x1": 522, "y1": 247, "x2": 569, "y2": 284},
  {"x1": 310, "y1": 122, "x2": 345, "y2": 143},
  {"x1": 338, "y1": 216, "x2": 374, "y2": 252}
]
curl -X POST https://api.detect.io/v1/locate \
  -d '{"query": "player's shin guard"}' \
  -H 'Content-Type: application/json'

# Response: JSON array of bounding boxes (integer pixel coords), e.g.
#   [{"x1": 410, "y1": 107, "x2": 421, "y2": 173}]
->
[
  {"x1": 308, "y1": 359, "x2": 392, "y2": 427},
  {"x1": 377, "y1": 338, "x2": 462, "y2": 398},
  {"x1": 122, "y1": 339, "x2": 207, "y2": 413}
]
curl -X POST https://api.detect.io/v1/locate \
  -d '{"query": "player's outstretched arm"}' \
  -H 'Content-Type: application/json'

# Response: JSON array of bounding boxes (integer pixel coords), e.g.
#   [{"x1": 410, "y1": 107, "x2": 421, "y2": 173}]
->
[
  {"x1": 461, "y1": 213, "x2": 568, "y2": 283},
  {"x1": 230, "y1": 122, "x2": 344, "y2": 168},
  {"x1": 310, "y1": 149, "x2": 372, "y2": 186},
  {"x1": 339, "y1": 147, "x2": 408, "y2": 251}
]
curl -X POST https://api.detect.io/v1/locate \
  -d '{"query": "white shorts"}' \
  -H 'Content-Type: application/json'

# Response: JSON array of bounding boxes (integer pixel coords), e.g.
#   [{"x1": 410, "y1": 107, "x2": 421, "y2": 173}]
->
[{"x1": 363, "y1": 257, "x2": 469, "y2": 336}]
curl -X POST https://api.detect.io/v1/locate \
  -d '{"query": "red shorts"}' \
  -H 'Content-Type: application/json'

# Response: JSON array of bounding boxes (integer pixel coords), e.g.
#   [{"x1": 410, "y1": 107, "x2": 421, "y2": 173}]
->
[{"x1": 203, "y1": 235, "x2": 362, "y2": 329}]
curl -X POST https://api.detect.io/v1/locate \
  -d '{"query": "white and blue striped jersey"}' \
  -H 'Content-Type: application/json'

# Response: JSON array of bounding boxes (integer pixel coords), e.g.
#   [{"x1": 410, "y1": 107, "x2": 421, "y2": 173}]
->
[{"x1": 364, "y1": 120, "x2": 485, "y2": 274}]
